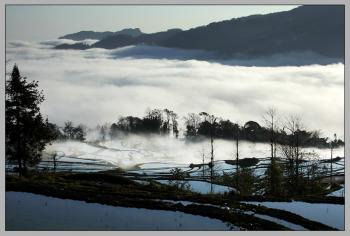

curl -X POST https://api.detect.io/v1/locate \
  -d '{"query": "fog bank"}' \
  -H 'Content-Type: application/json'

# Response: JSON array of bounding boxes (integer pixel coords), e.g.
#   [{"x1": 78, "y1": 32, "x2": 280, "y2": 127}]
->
[
  {"x1": 6, "y1": 41, "x2": 344, "y2": 139},
  {"x1": 45, "y1": 135, "x2": 344, "y2": 169}
]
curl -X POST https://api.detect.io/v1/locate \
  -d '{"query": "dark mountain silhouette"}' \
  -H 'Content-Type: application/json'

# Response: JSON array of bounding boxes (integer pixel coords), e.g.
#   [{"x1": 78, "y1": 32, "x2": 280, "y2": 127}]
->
[
  {"x1": 161, "y1": 5, "x2": 344, "y2": 59},
  {"x1": 55, "y1": 6, "x2": 344, "y2": 59},
  {"x1": 55, "y1": 43, "x2": 91, "y2": 50},
  {"x1": 91, "y1": 28, "x2": 182, "y2": 49},
  {"x1": 59, "y1": 28, "x2": 143, "y2": 40}
]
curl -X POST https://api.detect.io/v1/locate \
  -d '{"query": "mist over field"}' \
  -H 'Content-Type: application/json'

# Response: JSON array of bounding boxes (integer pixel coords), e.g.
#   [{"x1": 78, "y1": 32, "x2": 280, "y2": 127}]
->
[
  {"x1": 6, "y1": 40, "x2": 344, "y2": 139},
  {"x1": 44, "y1": 136, "x2": 344, "y2": 169}
]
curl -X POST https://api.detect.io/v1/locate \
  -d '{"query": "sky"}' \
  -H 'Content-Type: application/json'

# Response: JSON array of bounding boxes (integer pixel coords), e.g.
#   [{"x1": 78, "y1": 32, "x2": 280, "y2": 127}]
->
[{"x1": 6, "y1": 5, "x2": 298, "y2": 41}]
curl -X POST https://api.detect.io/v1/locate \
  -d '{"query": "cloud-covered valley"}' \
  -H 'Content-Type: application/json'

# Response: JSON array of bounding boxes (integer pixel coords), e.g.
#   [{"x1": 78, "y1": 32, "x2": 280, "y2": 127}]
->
[{"x1": 6, "y1": 40, "x2": 344, "y2": 139}]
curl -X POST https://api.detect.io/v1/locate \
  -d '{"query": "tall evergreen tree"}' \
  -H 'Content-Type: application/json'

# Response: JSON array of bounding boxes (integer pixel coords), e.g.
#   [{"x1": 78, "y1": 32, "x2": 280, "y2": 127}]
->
[{"x1": 6, "y1": 65, "x2": 54, "y2": 175}]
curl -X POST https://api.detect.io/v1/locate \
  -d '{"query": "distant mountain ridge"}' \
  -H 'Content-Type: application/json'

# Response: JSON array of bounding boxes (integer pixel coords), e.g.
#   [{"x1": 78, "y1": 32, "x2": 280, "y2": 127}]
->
[
  {"x1": 92, "y1": 28, "x2": 182, "y2": 49},
  {"x1": 55, "y1": 6, "x2": 344, "y2": 60},
  {"x1": 58, "y1": 28, "x2": 143, "y2": 40},
  {"x1": 161, "y1": 5, "x2": 344, "y2": 58}
]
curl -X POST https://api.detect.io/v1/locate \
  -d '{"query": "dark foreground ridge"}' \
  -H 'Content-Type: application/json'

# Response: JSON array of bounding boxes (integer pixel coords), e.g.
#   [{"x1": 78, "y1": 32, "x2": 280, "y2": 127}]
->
[{"x1": 6, "y1": 171, "x2": 340, "y2": 231}]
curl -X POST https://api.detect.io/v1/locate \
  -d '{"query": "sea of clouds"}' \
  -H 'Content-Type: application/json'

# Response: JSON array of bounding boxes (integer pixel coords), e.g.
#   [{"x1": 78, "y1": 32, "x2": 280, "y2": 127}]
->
[{"x1": 6, "y1": 40, "x2": 344, "y2": 140}]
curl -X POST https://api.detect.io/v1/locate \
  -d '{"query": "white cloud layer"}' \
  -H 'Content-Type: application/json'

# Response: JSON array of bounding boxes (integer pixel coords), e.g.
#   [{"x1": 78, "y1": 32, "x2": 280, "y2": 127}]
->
[{"x1": 6, "y1": 41, "x2": 344, "y2": 139}]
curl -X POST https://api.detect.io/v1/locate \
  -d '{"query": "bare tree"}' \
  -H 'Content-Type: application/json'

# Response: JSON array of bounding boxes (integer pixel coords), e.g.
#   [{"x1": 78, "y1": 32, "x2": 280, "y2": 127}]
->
[
  {"x1": 162, "y1": 109, "x2": 179, "y2": 138},
  {"x1": 199, "y1": 112, "x2": 217, "y2": 184},
  {"x1": 183, "y1": 113, "x2": 201, "y2": 137},
  {"x1": 169, "y1": 111, "x2": 179, "y2": 138},
  {"x1": 99, "y1": 123, "x2": 110, "y2": 141},
  {"x1": 281, "y1": 114, "x2": 304, "y2": 194},
  {"x1": 163, "y1": 109, "x2": 172, "y2": 134},
  {"x1": 262, "y1": 107, "x2": 278, "y2": 159},
  {"x1": 329, "y1": 133, "x2": 337, "y2": 182},
  {"x1": 53, "y1": 152, "x2": 57, "y2": 173},
  {"x1": 263, "y1": 108, "x2": 285, "y2": 196},
  {"x1": 199, "y1": 146, "x2": 207, "y2": 180},
  {"x1": 234, "y1": 123, "x2": 240, "y2": 188}
]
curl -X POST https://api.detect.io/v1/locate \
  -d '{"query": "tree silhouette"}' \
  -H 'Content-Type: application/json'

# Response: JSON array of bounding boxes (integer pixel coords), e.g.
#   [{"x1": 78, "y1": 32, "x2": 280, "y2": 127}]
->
[
  {"x1": 199, "y1": 112, "x2": 217, "y2": 185},
  {"x1": 262, "y1": 107, "x2": 278, "y2": 159},
  {"x1": 280, "y1": 115, "x2": 307, "y2": 195},
  {"x1": 6, "y1": 65, "x2": 55, "y2": 175},
  {"x1": 234, "y1": 123, "x2": 240, "y2": 189},
  {"x1": 329, "y1": 133, "x2": 337, "y2": 182},
  {"x1": 63, "y1": 121, "x2": 75, "y2": 139},
  {"x1": 63, "y1": 121, "x2": 86, "y2": 141},
  {"x1": 184, "y1": 113, "x2": 201, "y2": 138},
  {"x1": 170, "y1": 111, "x2": 179, "y2": 138},
  {"x1": 262, "y1": 108, "x2": 283, "y2": 196},
  {"x1": 143, "y1": 108, "x2": 163, "y2": 133},
  {"x1": 162, "y1": 109, "x2": 178, "y2": 137}
]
